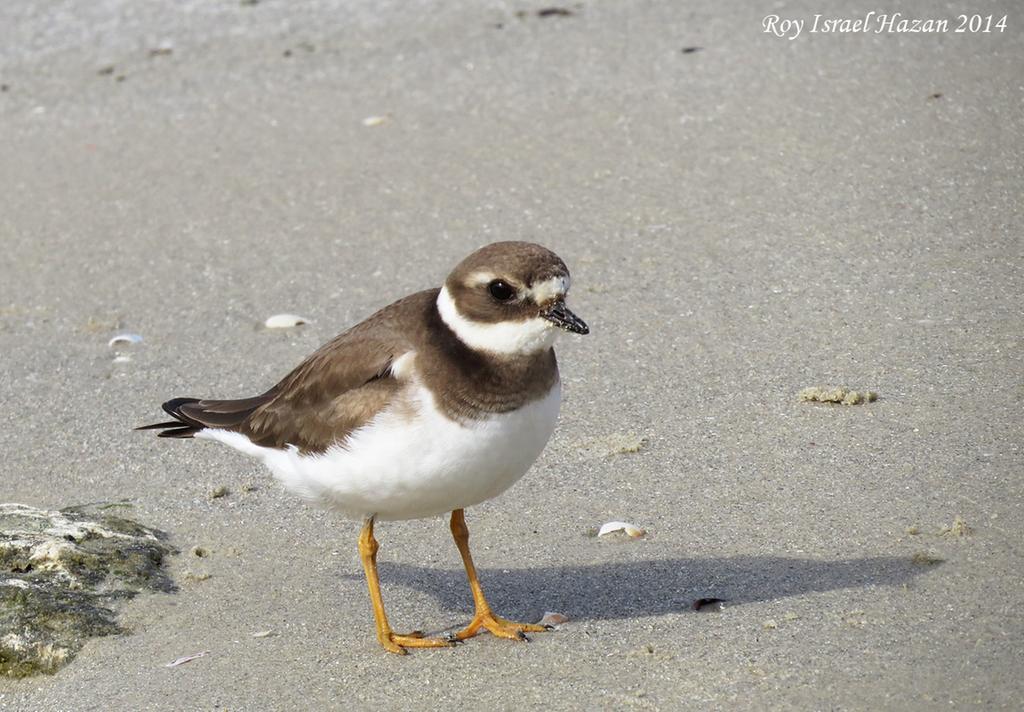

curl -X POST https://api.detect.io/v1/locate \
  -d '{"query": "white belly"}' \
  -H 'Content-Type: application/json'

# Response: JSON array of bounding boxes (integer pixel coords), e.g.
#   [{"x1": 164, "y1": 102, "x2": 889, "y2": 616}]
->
[{"x1": 198, "y1": 381, "x2": 561, "y2": 521}]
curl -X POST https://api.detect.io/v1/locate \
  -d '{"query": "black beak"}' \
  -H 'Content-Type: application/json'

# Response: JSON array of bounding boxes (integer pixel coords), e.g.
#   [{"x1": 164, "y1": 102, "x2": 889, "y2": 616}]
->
[{"x1": 543, "y1": 301, "x2": 589, "y2": 335}]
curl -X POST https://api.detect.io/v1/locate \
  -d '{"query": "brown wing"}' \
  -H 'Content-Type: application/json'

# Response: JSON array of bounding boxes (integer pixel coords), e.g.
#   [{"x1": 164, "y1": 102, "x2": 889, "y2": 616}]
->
[
  {"x1": 239, "y1": 325, "x2": 403, "y2": 452},
  {"x1": 140, "y1": 289, "x2": 438, "y2": 453}
]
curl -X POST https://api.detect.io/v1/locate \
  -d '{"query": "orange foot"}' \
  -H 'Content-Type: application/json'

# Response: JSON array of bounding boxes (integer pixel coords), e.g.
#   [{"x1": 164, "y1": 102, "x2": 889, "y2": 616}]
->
[
  {"x1": 379, "y1": 630, "x2": 457, "y2": 655},
  {"x1": 453, "y1": 612, "x2": 551, "y2": 642}
]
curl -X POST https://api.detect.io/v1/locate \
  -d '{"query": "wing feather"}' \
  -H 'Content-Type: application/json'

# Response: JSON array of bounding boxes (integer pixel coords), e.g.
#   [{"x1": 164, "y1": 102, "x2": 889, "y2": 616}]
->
[{"x1": 139, "y1": 289, "x2": 437, "y2": 453}]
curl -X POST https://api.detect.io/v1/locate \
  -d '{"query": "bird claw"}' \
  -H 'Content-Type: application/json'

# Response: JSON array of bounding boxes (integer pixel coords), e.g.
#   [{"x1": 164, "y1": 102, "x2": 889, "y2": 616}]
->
[
  {"x1": 453, "y1": 611, "x2": 549, "y2": 642},
  {"x1": 382, "y1": 630, "x2": 457, "y2": 654}
]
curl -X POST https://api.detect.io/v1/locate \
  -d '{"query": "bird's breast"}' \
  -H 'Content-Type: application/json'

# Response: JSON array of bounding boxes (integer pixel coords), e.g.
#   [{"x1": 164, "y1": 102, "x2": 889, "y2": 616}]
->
[{"x1": 251, "y1": 379, "x2": 561, "y2": 521}]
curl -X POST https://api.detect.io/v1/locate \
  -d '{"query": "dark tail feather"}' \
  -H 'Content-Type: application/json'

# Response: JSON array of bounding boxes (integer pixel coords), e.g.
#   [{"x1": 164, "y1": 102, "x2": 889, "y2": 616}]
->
[
  {"x1": 136, "y1": 397, "x2": 204, "y2": 438},
  {"x1": 138, "y1": 394, "x2": 270, "y2": 438},
  {"x1": 136, "y1": 420, "x2": 183, "y2": 430},
  {"x1": 157, "y1": 426, "x2": 202, "y2": 439}
]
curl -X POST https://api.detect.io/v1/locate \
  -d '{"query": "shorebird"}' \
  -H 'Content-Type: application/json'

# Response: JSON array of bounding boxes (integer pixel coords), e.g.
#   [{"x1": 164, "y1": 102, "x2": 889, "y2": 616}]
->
[{"x1": 140, "y1": 241, "x2": 588, "y2": 653}]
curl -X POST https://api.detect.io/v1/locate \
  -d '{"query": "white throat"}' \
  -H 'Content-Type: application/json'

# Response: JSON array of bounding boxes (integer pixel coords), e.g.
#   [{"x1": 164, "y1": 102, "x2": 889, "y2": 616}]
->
[{"x1": 437, "y1": 285, "x2": 558, "y2": 357}]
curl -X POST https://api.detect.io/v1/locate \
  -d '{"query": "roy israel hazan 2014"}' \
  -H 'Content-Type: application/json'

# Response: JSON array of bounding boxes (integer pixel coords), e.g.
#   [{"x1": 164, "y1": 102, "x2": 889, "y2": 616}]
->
[{"x1": 762, "y1": 12, "x2": 1006, "y2": 41}]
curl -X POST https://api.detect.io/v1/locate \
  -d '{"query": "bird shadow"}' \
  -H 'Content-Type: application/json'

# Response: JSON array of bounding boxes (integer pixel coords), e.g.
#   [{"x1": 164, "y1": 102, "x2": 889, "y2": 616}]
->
[{"x1": 352, "y1": 555, "x2": 932, "y2": 621}]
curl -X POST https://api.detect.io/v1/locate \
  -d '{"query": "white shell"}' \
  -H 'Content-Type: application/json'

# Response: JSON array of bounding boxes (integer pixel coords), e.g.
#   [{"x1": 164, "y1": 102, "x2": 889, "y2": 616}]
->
[
  {"x1": 597, "y1": 521, "x2": 646, "y2": 538},
  {"x1": 108, "y1": 333, "x2": 143, "y2": 347},
  {"x1": 537, "y1": 611, "x2": 569, "y2": 627},
  {"x1": 362, "y1": 115, "x2": 387, "y2": 127},
  {"x1": 264, "y1": 314, "x2": 311, "y2": 329}
]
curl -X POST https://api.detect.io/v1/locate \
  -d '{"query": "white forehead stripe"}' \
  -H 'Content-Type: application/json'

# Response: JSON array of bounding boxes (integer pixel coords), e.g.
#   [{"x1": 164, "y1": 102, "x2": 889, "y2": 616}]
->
[
  {"x1": 436, "y1": 285, "x2": 559, "y2": 356},
  {"x1": 526, "y1": 275, "x2": 569, "y2": 305}
]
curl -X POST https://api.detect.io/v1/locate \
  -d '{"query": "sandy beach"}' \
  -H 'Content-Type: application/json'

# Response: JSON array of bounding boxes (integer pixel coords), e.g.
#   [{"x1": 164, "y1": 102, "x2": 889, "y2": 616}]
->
[{"x1": 1, "y1": 0, "x2": 1021, "y2": 709}]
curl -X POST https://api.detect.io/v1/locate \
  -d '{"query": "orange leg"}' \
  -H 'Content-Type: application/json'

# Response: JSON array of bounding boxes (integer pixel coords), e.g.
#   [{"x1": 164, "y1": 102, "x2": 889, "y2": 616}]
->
[
  {"x1": 359, "y1": 516, "x2": 454, "y2": 654},
  {"x1": 449, "y1": 509, "x2": 550, "y2": 642}
]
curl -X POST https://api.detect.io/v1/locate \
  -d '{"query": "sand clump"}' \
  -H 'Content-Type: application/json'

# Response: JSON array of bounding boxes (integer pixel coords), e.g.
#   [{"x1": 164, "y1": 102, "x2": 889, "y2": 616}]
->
[
  {"x1": 941, "y1": 516, "x2": 972, "y2": 537},
  {"x1": 799, "y1": 386, "x2": 878, "y2": 405},
  {"x1": 576, "y1": 432, "x2": 648, "y2": 458}
]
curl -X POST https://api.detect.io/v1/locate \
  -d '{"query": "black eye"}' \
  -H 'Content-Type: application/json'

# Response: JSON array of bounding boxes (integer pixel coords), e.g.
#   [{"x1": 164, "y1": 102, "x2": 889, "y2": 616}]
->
[{"x1": 487, "y1": 280, "x2": 516, "y2": 301}]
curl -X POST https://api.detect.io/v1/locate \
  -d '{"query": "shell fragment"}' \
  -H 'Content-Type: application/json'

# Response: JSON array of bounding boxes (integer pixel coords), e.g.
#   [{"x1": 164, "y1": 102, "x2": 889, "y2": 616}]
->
[
  {"x1": 108, "y1": 333, "x2": 143, "y2": 347},
  {"x1": 537, "y1": 611, "x2": 569, "y2": 627},
  {"x1": 597, "y1": 521, "x2": 646, "y2": 538},
  {"x1": 164, "y1": 651, "x2": 209, "y2": 668},
  {"x1": 264, "y1": 314, "x2": 311, "y2": 329}
]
